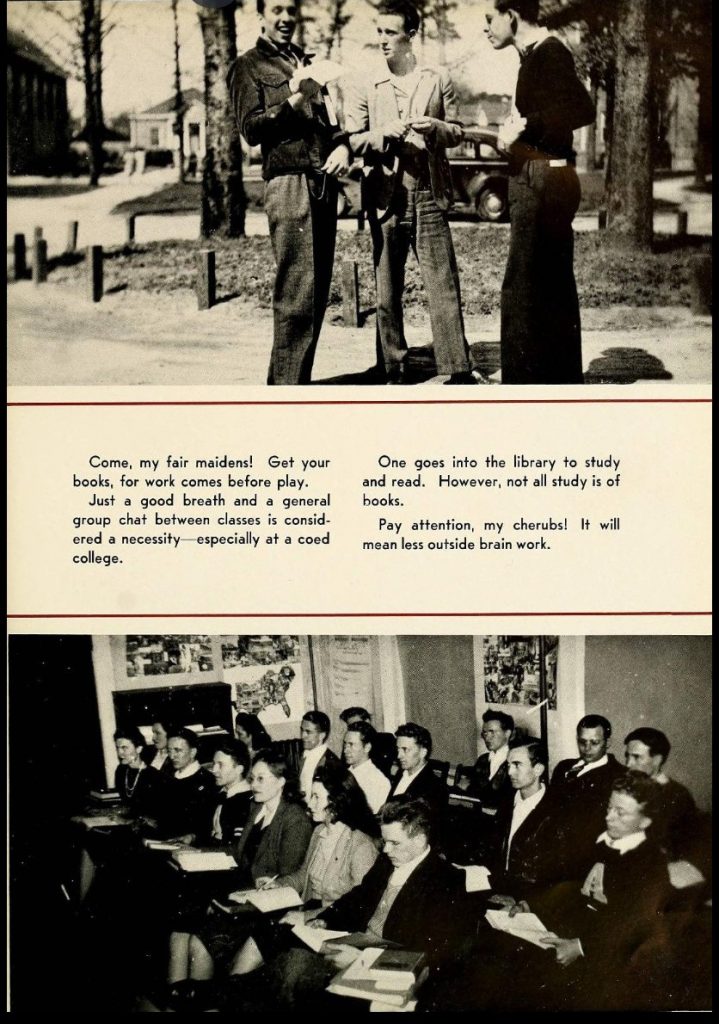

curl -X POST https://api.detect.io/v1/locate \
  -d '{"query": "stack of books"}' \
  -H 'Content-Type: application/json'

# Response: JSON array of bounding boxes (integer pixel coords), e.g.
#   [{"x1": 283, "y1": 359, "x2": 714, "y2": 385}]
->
[{"x1": 327, "y1": 948, "x2": 428, "y2": 1009}]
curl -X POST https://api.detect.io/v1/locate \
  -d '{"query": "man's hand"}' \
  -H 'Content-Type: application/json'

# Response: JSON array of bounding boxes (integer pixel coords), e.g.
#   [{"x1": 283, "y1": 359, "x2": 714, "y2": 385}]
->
[
  {"x1": 323, "y1": 943, "x2": 361, "y2": 970},
  {"x1": 408, "y1": 116, "x2": 438, "y2": 136},
  {"x1": 254, "y1": 876, "x2": 277, "y2": 890},
  {"x1": 498, "y1": 112, "x2": 527, "y2": 151},
  {"x1": 383, "y1": 119, "x2": 410, "y2": 142},
  {"x1": 322, "y1": 144, "x2": 351, "y2": 177},
  {"x1": 508, "y1": 900, "x2": 531, "y2": 918},
  {"x1": 289, "y1": 74, "x2": 322, "y2": 100},
  {"x1": 279, "y1": 909, "x2": 305, "y2": 927},
  {"x1": 541, "y1": 934, "x2": 583, "y2": 967},
  {"x1": 307, "y1": 918, "x2": 327, "y2": 930},
  {"x1": 488, "y1": 894, "x2": 516, "y2": 909}
]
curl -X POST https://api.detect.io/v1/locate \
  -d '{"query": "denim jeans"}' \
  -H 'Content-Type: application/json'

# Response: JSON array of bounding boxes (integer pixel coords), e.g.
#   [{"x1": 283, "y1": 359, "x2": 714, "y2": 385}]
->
[
  {"x1": 264, "y1": 172, "x2": 338, "y2": 385},
  {"x1": 370, "y1": 182, "x2": 472, "y2": 377},
  {"x1": 501, "y1": 160, "x2": 583, "y2": 385}
]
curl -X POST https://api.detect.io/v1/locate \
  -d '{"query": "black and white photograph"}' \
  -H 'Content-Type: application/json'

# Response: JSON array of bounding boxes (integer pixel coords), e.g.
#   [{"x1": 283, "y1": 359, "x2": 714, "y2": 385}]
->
[
  {"x1": 6, "y1": 0, "x2": 712, "y2": 386},
  {"x1": 8, "y1": 633, "x2": 712, "y2": 1012}
]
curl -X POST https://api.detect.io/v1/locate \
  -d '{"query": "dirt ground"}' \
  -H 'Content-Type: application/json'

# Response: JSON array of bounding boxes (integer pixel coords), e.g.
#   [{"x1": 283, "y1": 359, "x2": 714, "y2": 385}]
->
[{"x1": 7, "y1": 279, "x2": 711, "y2": 386}]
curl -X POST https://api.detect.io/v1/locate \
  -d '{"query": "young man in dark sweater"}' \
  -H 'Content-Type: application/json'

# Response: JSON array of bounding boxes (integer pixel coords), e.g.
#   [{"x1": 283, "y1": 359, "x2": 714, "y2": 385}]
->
[{"x1": 484, "y1": 0, "x2": 595, "y2": 385}]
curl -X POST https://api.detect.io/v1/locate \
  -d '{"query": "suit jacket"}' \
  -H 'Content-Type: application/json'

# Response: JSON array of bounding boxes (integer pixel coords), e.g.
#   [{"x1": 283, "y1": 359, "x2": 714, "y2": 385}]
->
[
  {"x1": 232, "y1": 798, "x2": 313, "y2": 884},
  {"x1": 344, "y1": 64, "x2": 463, "y2": 217},
  {"x1": 389, "y1": 763, "x2": 449, "y2": 818},
  {"x1": 319, "y1": 849, "x2": 470, "y2": 967},
  {"x1": 160, "y1": 767, "x2": 216, "y2": 838},
  {"x1": 278, "y1": 823, "x2": 378, "y2": 904},
  {"x1": 551, "y1": 755, "x2": 626, "y2": 867},
  {"x1": 469, "y1": 751, "x2": 512, "y2": 811}
]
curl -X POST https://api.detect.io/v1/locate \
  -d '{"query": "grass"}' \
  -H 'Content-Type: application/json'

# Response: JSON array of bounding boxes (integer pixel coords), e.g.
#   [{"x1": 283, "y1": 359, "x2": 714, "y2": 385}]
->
[{"x1": 48, "y1": 227, "x2": 711, "y2": 313}]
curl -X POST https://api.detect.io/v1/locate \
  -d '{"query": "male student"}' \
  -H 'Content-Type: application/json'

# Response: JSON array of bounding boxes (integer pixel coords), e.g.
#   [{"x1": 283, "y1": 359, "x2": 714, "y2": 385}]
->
[
  {"x1": 468, "y1": 710, "x2": 514, "y2": 812},
  {"x1": 389, "y1": 722, "x2": 448, "y2": 819},
  {"x1": 344, "y1": 0, "x2": 487, "y2": 385},
  {"x1": 484, "y1": 0, "x2": 595, "y2": 384},
  {"x1": 228, "y1": 1, "x2": 351, "y2": 384},
  {"x1": 339, "y1": 707, "x2": 396, "y2": 776},
  {"x1": 298, "y1": 711, "x2": 340, "y2": 803},
  {"x1": 624, "y1": 727, "x2": 699, "y2": 862},
  {"x1": 342, "y1": 720, "x2": 392, "y2": 813}
]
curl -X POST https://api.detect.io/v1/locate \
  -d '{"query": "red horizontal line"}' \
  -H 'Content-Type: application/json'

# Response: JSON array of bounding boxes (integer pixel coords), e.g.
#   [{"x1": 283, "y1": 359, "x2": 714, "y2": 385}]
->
[
  {"x1": 7, "y1": 611, "x2": 712, "y2": 619},
  {"x1": 6, "y1": 399, "x2": 713, "y2": 408}
]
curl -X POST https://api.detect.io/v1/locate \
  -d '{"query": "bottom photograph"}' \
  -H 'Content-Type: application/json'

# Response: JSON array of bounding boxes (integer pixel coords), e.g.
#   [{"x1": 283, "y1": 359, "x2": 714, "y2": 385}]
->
[{"x1": 8, "y1": 633, "x2": 712, "y2": 1012}]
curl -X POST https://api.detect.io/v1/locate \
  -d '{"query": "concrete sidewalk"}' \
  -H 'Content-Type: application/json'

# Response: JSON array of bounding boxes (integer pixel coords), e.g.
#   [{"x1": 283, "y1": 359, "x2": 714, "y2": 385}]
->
[{"x1": 7, "y1": 279, "x2": 711, "y2": 387}]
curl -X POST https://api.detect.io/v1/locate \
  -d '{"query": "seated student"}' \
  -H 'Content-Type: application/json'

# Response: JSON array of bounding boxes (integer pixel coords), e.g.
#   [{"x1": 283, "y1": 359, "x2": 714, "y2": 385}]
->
[
  {"x1": 156, "y1": 727, "x2": 216, "y2": 840},
  {"x1": 342, "y1": 720, "x2": 392, "y2": 814},
  {"x1": 340, "y1": 707, "x2": 396, "y2": 777},
  {"x1": 78, "y1": 725, "x2": 168, "y2": 900},
  {"x1": 166, "y1": 746, "x2": 312, "y2": 1004},
  {"x1": 624, "y1": 727, "x2": 701, "y2": 865},
  {"x1": 234, "y1": 712, "x2": 272, "y2": 761},
  {"x1": 298, "y1": 711, "x2": 341, "y2": 804},
  {"x1": 423, "y1": 771, "x2": 670, "y2": 1012},
  {"x1": 218, "y1": 798, "x2": 470, "y2": 1012},
  {"x1": 221, "y1": 766, "x2": 379, "y2": 988},
  {"x1": 467, "y1": 737, "x2": 581, "y2": 904},
  {"x1": 551, "y1": 714, "x2": 625, "y2": 865},
  {"x1": 388, "y1": 723, "x2": 449, "y2": 819},
  {"x1": 466, "y1": 710, "x2": 515, "y2": 812},
  {"x1": 202, "y1": 738, "x2": 254, "y2": 847},
  {"x1": 140, "y1": 719, "x2": 175, "y2": 774}
]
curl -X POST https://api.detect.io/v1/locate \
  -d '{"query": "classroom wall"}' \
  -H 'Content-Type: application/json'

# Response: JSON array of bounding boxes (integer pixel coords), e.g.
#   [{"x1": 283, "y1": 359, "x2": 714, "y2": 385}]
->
[
  {"x1": 398, "y1": 635, "x2": 478, "y2": 765},
  {"x1": 584, "y1": 636, "x2": 712, "y2": 811}
]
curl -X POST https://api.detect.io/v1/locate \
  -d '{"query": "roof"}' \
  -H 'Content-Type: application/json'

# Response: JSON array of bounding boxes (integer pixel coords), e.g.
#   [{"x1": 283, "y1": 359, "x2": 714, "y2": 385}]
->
[
  {"x1": 7, "y1": 27, "x2": 69, "y2": 79},
  {"x1": 141, "y1": 88, "x2": 204, "y2": 115}
]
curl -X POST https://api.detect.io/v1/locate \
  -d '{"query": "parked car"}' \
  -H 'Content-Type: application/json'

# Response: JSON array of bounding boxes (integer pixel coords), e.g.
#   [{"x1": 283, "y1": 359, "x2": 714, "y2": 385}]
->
[{"x1": 448, "y1": 126, "x2": 509, "y2": 222}]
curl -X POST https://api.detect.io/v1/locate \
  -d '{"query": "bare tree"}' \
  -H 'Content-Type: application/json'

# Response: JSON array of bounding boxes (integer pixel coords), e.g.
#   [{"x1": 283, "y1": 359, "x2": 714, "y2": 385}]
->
[
  {"x1": 43, "y1": 0, "x2": 117, "y2": 186},
  {"x1": 322, "y1": 0, "x2": 352, "y2": 59},
  {"x1": 197, "y1": 3, "x2": 246, "y2": 237},
  {"x1": 171, "y1": 0, "x2": 186, "y2": 183}
]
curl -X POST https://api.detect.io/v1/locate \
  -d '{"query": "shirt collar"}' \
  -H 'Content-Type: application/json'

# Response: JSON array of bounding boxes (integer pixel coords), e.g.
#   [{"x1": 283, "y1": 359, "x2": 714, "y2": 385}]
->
[
  {"x1": 518, "y1": 26, "x2": 550, "y2": 61},
  {"x1": 572, "y1": 754, "x2": 609, "y2": 774},
  {"x1": 596, "y1": 830, "x2": 647, "y2": 854},
  {"x1": 403, "y1": 761, "x2": 427, "y2": 780},
  {"x1": 489, "y1": 745, "x2": 509, "y2": 766},
  {"x1": 174, "y1": 761, "x2": 200, "y2": 780},
  {"x1": 256, "y1": 34, "x2": 308, "y2": 64},
  {"x1": 513, "y1": 783, "x2": 545, "y2": 811},
  {"x1": 655, "y1": 771, "x2": 669, "y2": 785},
  {"x1": 389, "y1": 844, "x2": 431, "y2": 886},
  {"x1": 303, "y1": 743, "x2": 327, "y2": 767},
  {"x1": 224, "y1": 779, "x2": 251, "y2": 799},
  {"x1": 349, "y1": 758, "x2": 372, "y2": 776},
  {"x1": 255, "y1": 798, "x2": 280, "y2": 828}
]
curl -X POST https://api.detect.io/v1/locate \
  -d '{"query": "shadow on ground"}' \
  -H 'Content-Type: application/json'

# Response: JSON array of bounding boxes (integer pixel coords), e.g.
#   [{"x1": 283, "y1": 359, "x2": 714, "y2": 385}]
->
[
  {"x1": 7, "y1": 183, "x2": 95, "y2": 199},
  {"x1": 584, "y1": 347, "x2": 673, "y2": 384}
]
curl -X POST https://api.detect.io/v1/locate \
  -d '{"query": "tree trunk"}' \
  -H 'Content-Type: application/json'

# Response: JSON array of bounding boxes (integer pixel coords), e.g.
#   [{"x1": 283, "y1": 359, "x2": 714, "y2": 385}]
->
[
  {"x1": 198, "y1": 6, "x2": 246, "y2": 238},
  {"x1": 172, "y1": 0, "x2": 185, "y2": 183},
  {"x1": 80, "y1": 0, "x2": 104, "y2": 187},
  {"x1": 694, "y1": 44, "x2": 711, "y2": 186},
  {"x1": 585, "y1": 76, "x2": 599, "y2": 170},
  {"x1": 606, "y1": 0, "x2": 654, "y2": 248}
]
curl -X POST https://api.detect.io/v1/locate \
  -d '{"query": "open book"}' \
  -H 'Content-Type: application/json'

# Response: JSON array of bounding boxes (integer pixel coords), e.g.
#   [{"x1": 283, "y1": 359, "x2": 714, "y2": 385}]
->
[
  {"x1": 171, "y1": 850, "x2": 236, "y2": 872},
  {"x1": 291, "y1": 921, "x2": 351, "y2": 953},
  {"x1": 227, "y1": 886, "x2": 303, "y2": 913},
  {"x1": 485, "y1": 908, "x2": 550, "y2": 949}
]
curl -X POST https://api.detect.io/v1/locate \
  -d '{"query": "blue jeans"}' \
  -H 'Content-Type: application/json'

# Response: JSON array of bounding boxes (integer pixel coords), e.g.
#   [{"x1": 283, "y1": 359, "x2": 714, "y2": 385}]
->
[{"x1": 371, "y1": 184, "x2": 472, "y2": 377}]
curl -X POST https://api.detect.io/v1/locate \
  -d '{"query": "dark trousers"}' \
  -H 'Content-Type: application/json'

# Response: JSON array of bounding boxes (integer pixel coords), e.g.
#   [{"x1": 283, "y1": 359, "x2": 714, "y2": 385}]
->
[
  {"x1": 371, "y1": 184, "x2": 472, "y2": 378},
  {"x1": 501, "y1": 160, "x2": 583, "y2": 385},
  {"x1": 265, "y1": 173, "x2": 338, "y2": 385}
]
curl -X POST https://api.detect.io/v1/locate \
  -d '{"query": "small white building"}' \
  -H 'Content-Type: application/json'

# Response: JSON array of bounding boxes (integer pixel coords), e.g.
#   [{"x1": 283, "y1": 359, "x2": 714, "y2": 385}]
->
[{"x1": 129, "y1": 87, "x2": 206, "y2": 169}]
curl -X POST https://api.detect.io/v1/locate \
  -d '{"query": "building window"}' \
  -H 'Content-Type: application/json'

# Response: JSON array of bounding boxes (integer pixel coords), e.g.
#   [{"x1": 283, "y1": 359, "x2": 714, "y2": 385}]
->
[{"x1": 150, "y1": 127, "x2": 160, "y2": 147}]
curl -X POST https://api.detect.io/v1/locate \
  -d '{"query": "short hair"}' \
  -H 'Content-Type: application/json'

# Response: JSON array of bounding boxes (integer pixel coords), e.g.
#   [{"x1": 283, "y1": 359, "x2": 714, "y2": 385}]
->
[
  {"x1": 167, "y1": 726, "x2": 200, "y2": 752},
  {"x1": 395, "y1": 722, "x2": 432, "y2": 758},
  {"x1": 345, "y1": 720, "x2": 376, "y2": 748},
  {"x1": 494, "y1": 0, "x2": 541, "y2": 25},
  {"x1": 577, "y1": 714, "x2": 612, "y2": 740},
  {"x1": 114, "y1": 725, "x2": 146, "y2": 749},
  {"x1": 256, "y1": 0, "x2": 266, "y2": 14},
  {"x1": 482, "y1": 709, "x2": 514, "y2": 732},
  {"x1": 377, "y1": 0, "x2": 421, "y2": 35},
  {"x1": 508, "y1": 734, "x2": 547, "y2": 768},
  {"x1": 234, "y1": 712, "x2": 271, "y2": 749},
  {"x1": 380, "y1": 797, "x2": 433, "y2": 839},
  {"x1": 312, "y1": 764, "x2": 377, "y2": 835},
  {"x1": 611, "y1": 769, "x2": 661, "y2": 820},
  {"x1": 251, "y1": 744, "x2": 301, "y2": 802},
  {"x1": 340, "y1": 706, "x2": 371, "y2": 724},
  {"x1": 214, "y1": 737, "x2": 251, "y2": 775},
  {"x1": 302, "y1": 710, "x2": 330, "y2": 740},
  {"x1": 624, "y1": 728, "x2": 671, "y2": 764}
]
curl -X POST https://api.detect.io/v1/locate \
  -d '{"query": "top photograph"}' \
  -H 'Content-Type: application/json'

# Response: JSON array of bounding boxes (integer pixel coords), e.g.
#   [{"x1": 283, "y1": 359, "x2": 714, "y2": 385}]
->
[{"x1": 7, "y1": 0, "x2": 712, "y2": 388}]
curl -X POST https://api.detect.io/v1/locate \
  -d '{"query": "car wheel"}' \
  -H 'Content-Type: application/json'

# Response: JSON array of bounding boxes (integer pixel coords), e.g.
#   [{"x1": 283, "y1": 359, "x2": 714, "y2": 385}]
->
[{"x1": 475, "y1": 181, "x2": 508, "y2": 222}]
